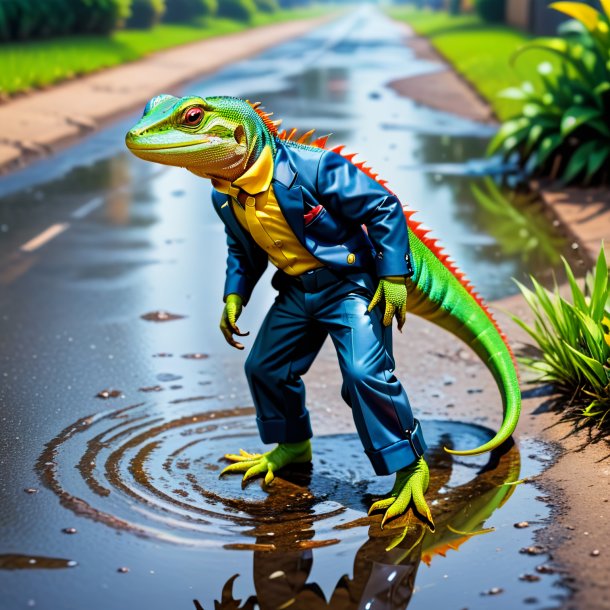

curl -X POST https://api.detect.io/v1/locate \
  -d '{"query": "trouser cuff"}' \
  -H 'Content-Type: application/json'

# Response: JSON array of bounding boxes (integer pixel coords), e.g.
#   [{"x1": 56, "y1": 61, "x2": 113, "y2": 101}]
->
[
  {"x1": 256, "y1": 412, "x2": 313, "y2": 444},
  {"x1": 365, "y1": 419, "x2": 427, "y2": 475}
]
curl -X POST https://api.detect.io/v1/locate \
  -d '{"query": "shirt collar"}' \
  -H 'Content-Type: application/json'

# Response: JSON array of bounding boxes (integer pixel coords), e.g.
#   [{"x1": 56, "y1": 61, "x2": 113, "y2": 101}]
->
[{"x1": 212, "y1": 146, "x2": 274, "y2": 196}]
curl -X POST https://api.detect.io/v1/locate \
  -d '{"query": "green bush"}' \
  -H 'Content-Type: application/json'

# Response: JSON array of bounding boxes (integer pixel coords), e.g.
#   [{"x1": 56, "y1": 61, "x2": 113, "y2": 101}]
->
[
  {"x1": 474, "y1": 0, "x2": 505, "y2": 23},
  {"x1": 71, "y1": 0, "x2": 131, "y2": 34},
  {"x1": 513, "y1": 247, "x2": 610, "y2": 425},
  {"x1": 0, "y1": 0, "x2": 77, "y2": 41},
  {"x1": 217, "y1": 0, "x2": 256, "y2": 22},
  {"x1": 254, "y1": 0, "x2": 279, "y2": 12},
  {"x1": 164, "y1": 0, "x2": 217, "y2": 22},
  {"x1": 489, "y1": 1, "x2": 610, "y2": 185},
  {"x1": 126, "y1": 0, "x2": 166, "y2": 28}
]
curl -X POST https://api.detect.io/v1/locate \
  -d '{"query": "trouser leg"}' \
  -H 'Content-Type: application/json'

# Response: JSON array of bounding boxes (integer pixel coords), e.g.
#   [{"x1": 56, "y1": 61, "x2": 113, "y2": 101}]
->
[
  {"x1": 245, "y1": 286, "x2": 327, "y2": 444},
  {"x1": 316, "y1": 277, "x2": 426, "y2": 475}
]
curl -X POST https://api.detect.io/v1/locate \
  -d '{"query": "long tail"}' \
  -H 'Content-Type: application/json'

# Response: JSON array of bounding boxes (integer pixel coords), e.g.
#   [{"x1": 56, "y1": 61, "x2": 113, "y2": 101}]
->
[{"x1": 406, "y1": 229, "x2": 521, "y2": 456}]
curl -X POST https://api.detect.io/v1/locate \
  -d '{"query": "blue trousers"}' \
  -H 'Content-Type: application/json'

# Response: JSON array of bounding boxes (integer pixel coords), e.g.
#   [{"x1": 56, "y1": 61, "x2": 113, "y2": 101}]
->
[{"x1": 245, "y1": 269, "x2": 426, "y2": 475}]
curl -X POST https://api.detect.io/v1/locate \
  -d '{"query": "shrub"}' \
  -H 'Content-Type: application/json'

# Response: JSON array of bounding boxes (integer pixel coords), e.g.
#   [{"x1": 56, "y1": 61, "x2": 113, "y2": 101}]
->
[
  {"x1": 490, "y1": 1, "x2": 610, "y2": 185},
  {"x1": 0, "y1": 0, "x2": 76, "y2": 41},
  {"x1": 254, "y1": 0, "x2": 279, "y2": 12},
  {"x1": 513, "y1": 247, "x2": 610, "y2": 425},
  {"x1": 164, "y1": 0, "x2": 217, "y2": 22},
  {"x1": 474, "y1": 0, "x2": 505, "y2": 23},
  {"x1": 126, "y1": 0, "x2": 166, "y2": 28},
  {"x1": 217, "y1": 0, "x2": 256, "y2": 22},
  {"x1": 71, "y1": 0, "x2": 131, "y2": 34}
]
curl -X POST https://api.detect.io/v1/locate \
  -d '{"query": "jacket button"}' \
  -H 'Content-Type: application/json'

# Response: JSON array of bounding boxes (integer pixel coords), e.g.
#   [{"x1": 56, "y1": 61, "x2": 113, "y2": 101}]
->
[
  {"x1": 405, "y1": 254, "x2": 410, "y2": 262},
  {"x1": 377, "y1": 252, "x2": 384, "y2": 260},
  {"x1": 245, "y1": 196, "x2": 256, "y2": 207},
  {"x1": 274, "y1": 239, "x2": 283, "y2": 248},
  {"x1": 347, "y1": 253, "x2": 356, "y2": 265}
]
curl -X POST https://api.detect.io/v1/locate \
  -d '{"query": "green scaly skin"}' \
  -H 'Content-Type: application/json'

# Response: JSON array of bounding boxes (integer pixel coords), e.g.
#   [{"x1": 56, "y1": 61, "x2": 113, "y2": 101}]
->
[{"x1": 125, "y1": 95, "x2": 521, "y2": 530}]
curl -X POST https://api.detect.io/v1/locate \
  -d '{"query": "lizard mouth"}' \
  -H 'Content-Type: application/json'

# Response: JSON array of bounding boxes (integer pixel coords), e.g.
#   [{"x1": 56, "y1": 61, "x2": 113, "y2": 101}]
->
[{"x1": 126, "y1": 136, "x2": 225, "y2": 152}]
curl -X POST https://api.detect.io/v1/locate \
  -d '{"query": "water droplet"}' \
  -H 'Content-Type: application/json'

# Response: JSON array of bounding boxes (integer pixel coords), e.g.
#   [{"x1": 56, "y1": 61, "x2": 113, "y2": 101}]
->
[
  {"x1": 96, "y1": 389, "x2": 122, "y2": 400},
  {"x1": 141, "y1": 311, "x2": 186, "y2": 322}
]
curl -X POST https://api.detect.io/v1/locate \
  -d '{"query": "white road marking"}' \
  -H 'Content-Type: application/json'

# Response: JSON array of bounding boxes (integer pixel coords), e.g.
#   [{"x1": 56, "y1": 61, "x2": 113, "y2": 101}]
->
[
  {"x1": 71, "y1": 196, "x2": 104, "y2": 219},
  {"x1": 20, "y1": 223, "x2": 70, "y2": 253}
]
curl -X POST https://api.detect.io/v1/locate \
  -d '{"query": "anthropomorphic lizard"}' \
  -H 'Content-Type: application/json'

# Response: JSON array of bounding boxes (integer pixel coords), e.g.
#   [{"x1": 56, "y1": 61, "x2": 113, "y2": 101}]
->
[{"x1": 125, "y1": 95, "x2": 521, "y2": 530}]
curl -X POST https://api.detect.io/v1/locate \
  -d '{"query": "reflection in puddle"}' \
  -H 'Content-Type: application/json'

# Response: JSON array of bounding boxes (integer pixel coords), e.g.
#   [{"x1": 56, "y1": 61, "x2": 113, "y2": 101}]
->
[
  {"x1": 36, "y1": 400, "x2": 561, "y2": 609},
  {"x1": 0, "y1": 555, "x2": 77, "y2": 570}
]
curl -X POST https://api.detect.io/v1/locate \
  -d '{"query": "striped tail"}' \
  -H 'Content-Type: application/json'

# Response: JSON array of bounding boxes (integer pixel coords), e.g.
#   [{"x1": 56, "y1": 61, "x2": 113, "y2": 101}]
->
[{"x1": 406, "y1": 232, "x2": 521, "y2": 456}]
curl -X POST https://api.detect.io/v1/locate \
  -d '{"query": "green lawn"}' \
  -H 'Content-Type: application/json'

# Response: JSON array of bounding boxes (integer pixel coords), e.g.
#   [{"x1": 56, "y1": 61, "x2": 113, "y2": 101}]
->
[
  {"x1": 0, "y1": 7, "x2": 334, "y2": 96},
  {"x1": 387, "y1": 7, "x2": 558, "y2": 121}
]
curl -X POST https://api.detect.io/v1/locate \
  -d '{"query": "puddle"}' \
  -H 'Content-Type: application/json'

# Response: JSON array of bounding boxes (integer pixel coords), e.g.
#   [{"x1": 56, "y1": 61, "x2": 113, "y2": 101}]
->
[
  {"x1": 0, "y1": 555, "x2": 77, "y2": 570},
  {"x1": 36, "y1": 398, "x2": 563, "y2": 609}
]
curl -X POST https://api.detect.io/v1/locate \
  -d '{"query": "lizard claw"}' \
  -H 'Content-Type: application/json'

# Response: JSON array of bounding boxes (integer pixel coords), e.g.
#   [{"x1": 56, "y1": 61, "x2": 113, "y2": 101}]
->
[
  {"x1": 369, "y1": 457, "x2": 435, "y2": 532},
  {"x1": 368, "y1": 496, "x2": 396, "y2": 516},
  {"x1": 223, "y1": 449, "x2": 263, "y2": 462},
  {"x1": 219, "y1": 440, "x2": 312, "y2": 486}
]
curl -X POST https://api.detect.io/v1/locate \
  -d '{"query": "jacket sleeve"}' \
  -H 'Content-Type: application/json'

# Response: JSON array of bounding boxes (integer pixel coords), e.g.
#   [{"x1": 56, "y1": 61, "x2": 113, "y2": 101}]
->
[
  {"x1": 212, "y1": 191, "x2": 268, "y2": 305},
  {"x1": 223, "y1": 225, "x2": 268, "y2": 305},
  {"x1": 316, "y1": 150, "x2": 414, "y2": 278}
]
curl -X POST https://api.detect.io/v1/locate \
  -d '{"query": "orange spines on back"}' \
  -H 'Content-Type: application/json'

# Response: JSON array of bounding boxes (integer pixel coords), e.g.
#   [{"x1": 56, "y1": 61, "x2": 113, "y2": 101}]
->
[{"x1": 246, "y1": 100, "x2": 282, "y2": 135}]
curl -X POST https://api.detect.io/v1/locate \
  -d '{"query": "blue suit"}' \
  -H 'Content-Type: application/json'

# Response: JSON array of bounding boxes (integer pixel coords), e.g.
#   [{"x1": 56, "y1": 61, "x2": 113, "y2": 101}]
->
[{"x1": 212, "y1": 141, "x2": 426, "y2": 475}]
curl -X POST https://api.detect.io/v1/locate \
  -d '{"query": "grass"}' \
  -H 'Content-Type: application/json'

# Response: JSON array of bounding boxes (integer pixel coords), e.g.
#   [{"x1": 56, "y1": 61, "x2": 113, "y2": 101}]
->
[
  {"x1": 0, "y1": 6, "x2": 334, "y2": 96},
  {"x1": 513, "y1": 247, "x2": 610, "y2": 427},
  {"x1": 386, "y1": 7, "x2": 561, "y2": 121}
]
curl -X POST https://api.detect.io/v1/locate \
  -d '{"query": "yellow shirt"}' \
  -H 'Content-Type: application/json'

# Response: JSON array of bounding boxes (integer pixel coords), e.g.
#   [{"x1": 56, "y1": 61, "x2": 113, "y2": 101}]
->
[{"x1": 213, "y1": 147, "x2": 323, "y2": 276}]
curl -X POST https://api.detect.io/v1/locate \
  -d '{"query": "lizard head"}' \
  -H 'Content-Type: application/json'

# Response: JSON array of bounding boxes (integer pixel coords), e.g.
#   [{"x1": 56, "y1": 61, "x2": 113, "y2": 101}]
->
[{"x1": 125, "y1": 95, "x2": 276, "y2": 182}]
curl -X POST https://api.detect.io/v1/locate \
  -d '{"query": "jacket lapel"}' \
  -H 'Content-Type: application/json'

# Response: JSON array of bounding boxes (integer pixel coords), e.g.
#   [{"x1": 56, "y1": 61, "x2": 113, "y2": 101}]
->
[
  {"x1": 214, "y1": 192, "x2": 251, "y2": 248},
  {"x1": 272, "y1": 142, "x2": 306, "y2": 246}
]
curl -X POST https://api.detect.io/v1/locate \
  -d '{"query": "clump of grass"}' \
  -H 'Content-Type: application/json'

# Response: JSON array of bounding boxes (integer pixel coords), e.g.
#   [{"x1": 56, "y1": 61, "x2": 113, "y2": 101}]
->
[{"x1": 513, "y1": 246, "x2": 610, "y2": 424}]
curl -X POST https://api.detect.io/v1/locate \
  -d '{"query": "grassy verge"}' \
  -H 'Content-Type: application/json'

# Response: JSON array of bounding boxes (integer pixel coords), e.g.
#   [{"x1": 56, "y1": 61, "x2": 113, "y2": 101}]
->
[
  {"x1": 387, "y1": 7, "x2": 559, "y2": 121},
  {"x1": 0, "y1": 6, "x2": 334, "y2": 96}
]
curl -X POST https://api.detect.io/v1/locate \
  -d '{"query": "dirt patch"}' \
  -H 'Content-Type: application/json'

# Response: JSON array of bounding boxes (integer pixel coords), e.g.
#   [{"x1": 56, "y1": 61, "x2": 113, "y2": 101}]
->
[
  {"x1": 387, "y1": 29, "x2": 496, "y2": 124},
  {"x1": 539, "y1": 184, "x2": 610, "y2": 264}
]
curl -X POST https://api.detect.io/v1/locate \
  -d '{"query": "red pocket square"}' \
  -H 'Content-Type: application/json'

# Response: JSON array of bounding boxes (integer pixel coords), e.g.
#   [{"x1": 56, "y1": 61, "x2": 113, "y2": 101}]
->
[{"x1": 304, "y1": 204, "x2": 323, "y2": 225}]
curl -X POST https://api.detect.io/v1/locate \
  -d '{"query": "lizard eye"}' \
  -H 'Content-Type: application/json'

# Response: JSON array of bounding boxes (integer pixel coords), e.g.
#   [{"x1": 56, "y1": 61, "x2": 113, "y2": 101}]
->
[{"x1": 184, "y1": 107, "x2": 203, "y2": 126}]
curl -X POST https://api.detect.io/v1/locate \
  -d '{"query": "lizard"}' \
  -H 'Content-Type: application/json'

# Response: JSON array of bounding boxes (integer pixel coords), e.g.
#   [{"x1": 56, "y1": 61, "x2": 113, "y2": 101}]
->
[{"x1": 125, "y1": 94, "x2": 521, "y2": 529}]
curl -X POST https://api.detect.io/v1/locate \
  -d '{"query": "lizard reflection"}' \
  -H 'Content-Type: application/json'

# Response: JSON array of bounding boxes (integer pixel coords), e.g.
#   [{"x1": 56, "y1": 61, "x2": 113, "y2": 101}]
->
[{"x1": 194, "y1": 436, "x2": 520, "y2": 610}]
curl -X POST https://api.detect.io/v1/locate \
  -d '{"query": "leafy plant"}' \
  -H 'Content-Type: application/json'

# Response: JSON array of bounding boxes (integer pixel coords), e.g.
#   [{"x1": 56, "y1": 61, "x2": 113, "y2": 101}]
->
[
  {"x1": 513, "y1": 246, "x2": 610, "y2": 424},
  {"x1": 489, "y1": 1, "x2": 610, "y2": 185},
  {"x1": 126, "y1": 0, "x2": 166, "y2": 28}
]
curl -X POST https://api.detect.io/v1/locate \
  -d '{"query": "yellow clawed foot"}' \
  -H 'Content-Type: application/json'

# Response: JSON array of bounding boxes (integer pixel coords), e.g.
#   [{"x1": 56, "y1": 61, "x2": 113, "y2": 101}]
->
[
  {"x1": 220, "y1": 440, "x2": 312, "y2": 486},
  {"x1": 368, "y1": 457, "x2": 435, "y2": 532}
]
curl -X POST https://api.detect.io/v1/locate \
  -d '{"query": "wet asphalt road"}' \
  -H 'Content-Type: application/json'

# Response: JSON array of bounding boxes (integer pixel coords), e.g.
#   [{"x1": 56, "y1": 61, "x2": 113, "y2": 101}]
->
[{"x1": 0, "y1": 7, "x2": 571, "y2": 610}]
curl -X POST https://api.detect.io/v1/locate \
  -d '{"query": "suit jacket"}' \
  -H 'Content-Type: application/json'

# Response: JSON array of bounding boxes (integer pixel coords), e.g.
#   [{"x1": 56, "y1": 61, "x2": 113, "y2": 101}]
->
[{"x1": 211, "y1": 140, "x2": 414, "y2": 305}]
